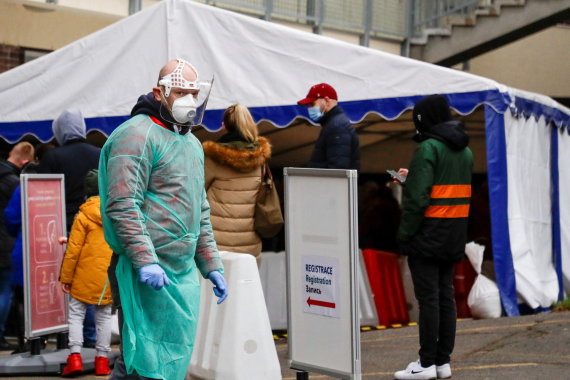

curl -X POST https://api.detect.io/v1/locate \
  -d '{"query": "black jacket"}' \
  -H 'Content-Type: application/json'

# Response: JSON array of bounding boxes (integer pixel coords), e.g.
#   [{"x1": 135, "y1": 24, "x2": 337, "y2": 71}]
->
[
  {"x1": 37, "y1": 140, "x2": 101, "y2": 231},
  {"x1": 0, "y1": 159, "x2": 20, "y2": 268},
  {"x1": 308, "y1": 106, "x2": 360, "y2": 170}
]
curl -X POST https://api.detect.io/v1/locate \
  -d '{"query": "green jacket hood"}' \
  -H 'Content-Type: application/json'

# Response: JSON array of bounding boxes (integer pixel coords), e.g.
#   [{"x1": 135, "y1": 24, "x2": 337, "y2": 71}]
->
[{"x1": 421, "y1": 120, "x2": 470, "y2": 151}]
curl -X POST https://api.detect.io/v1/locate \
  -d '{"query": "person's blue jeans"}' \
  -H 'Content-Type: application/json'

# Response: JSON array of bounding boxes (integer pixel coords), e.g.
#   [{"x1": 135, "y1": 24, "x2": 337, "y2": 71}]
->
[
  {"x1": 83, "y1": 304, "x2": 97, "y2": 344},
  {"x1": 0, "y1": 268, "x2": 13, "y2": 338}
]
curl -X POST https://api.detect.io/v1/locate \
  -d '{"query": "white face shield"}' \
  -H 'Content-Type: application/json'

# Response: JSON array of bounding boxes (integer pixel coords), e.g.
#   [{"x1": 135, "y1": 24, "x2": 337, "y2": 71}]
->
[{"x1": 158, "y1": 59, "x2": 214, "y2": 127}]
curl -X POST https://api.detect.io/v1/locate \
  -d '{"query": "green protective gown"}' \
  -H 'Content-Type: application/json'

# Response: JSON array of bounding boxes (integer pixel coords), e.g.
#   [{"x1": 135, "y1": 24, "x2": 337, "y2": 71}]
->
[{"x1": 99, "y1": 114, "x2": 223, "y2": 380}]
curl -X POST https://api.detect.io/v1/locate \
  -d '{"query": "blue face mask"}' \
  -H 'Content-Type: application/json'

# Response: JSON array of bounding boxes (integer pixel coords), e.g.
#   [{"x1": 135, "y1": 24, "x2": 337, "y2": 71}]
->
[{"x1": 308, "y1": 105, "x2": 323, "y2": 122}]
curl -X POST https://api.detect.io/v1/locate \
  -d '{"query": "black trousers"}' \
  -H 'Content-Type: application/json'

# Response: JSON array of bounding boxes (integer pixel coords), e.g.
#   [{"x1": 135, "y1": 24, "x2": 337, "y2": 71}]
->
[
  {"x1": 408, "y1": 254, "x2": 456, "y2": 367},
  {"x1": 107, "y1": 253, "x2": 159, "y2": 380}
]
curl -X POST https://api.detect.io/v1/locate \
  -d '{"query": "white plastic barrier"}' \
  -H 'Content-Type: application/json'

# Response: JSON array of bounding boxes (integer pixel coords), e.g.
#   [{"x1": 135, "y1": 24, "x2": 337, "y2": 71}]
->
[
  {"x1": 358, "y1": 250, "x2": 380, "y2": 326},
  {"x1": 399, "y1": 256, "x2": 419, "y2": 323},
  {"x1": 259, "y1": 250, "x2": 379, "y2": 329},
  {"x1": 258, "y1": 251, "x2": 288, "y2": 330},
  {"x1": 187, "y1": 251, "x2": 282, "y2": 380}
]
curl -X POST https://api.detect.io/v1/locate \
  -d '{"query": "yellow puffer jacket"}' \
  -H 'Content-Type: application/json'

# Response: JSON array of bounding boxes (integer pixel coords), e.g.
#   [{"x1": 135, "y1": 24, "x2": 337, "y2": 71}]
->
[
  {"x1": 59, "y1": 196, "x2": 113, "y2": 305},
  {"x1": 203, "y1": 137, "x2": 271, "y2": 260}
]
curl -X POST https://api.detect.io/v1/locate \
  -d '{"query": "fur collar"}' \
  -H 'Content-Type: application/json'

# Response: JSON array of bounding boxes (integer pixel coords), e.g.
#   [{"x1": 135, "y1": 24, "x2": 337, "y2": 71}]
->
[{"x1": 203, "y1": 136, "x2": 271, "y2": 172}]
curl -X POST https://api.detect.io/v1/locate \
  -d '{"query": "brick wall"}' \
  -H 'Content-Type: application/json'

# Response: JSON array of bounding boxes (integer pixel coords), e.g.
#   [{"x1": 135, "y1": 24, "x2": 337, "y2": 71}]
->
[{"x1": 0, "y1": 44, "x2": 22, "y2": 73}]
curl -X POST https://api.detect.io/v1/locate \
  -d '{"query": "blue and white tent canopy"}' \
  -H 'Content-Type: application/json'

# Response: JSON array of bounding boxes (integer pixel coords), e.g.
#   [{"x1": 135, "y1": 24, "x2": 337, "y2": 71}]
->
[
  {"x1": 0, "y1": 0, "x2": 569, "y2": 316},
  {"x1": 0, "y1": 0, "x2": 519, "y2": 140}
]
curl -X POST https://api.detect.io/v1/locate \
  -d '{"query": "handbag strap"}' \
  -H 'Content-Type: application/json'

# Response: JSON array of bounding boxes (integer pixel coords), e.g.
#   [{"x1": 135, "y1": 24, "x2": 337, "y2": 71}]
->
[{"x1": 261, "y1": 162, "x2": 272, "y2": 183}]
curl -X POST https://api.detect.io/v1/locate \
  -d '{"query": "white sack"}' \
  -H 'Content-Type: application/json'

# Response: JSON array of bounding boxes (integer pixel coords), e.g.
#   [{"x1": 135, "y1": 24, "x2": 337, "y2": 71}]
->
[{"x1": 465, "y1": 242, "x2": 501, "y2": 319}]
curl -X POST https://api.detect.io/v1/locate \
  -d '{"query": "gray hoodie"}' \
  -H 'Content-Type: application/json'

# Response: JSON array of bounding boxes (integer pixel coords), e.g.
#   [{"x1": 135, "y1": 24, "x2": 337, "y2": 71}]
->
[{"x1": 52, "y1": 109, "x2": 86, "y2": 145}]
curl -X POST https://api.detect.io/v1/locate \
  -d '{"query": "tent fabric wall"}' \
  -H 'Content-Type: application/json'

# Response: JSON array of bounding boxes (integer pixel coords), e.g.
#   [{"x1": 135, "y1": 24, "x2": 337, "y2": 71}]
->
[
  {"x1": 505, "y1": 109, "x2": 559, "y2": 309},
  {"x1": 550, "y1": 127, "x2": 563, "y2": 302},
  {"x1": 485, "y1": 105, "x2": 519, "y2": 316},
  {"x1": 559, "y1": 128, "x2": 570, "y2": 296}
]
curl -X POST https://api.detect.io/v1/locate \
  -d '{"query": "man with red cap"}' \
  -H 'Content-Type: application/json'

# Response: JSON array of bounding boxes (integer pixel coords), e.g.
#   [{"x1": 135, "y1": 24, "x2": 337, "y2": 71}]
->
[{"x1": 298, "y1": 83, "x2": 360, "y2": 170}]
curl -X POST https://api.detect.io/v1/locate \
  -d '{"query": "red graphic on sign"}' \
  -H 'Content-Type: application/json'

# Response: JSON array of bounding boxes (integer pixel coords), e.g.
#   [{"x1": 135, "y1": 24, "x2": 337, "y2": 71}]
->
[
  {"x1": 26, "y1": 179, "x2": 67, "y2": 334},
  {"x1": 307, "y1": 297, "x2": 336, "y2": 309}
]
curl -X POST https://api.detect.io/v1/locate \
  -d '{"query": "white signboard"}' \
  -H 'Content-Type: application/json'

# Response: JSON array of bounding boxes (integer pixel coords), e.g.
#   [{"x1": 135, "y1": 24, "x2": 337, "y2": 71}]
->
[
  {"x1": 285, "y1": 168, "x2": 360, "y2": 380},
  {"x1": 302, "y1": 255, "x2": 340, "y2": 318}
]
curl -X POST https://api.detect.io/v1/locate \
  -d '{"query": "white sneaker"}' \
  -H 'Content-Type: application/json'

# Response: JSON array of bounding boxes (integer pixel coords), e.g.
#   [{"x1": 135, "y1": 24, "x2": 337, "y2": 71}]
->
[
  {"x1": 436, "y1": 363, "x2": 452, "y2": 379},
  {"x1": 394, "y1": 360, "x2": 437, "y2": 380}
]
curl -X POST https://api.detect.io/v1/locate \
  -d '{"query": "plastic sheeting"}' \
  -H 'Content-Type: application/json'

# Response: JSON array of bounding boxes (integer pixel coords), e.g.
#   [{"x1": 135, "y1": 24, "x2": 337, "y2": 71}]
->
[{"x1": 504, "y1": 109, "x2": 559, "y2": 309}]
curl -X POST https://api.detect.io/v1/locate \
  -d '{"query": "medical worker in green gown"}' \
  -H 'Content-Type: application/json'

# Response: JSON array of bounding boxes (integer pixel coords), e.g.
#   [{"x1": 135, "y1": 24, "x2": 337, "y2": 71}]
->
[{"x1": 99, "y1": 58, "x2": 228, "y2": 380}]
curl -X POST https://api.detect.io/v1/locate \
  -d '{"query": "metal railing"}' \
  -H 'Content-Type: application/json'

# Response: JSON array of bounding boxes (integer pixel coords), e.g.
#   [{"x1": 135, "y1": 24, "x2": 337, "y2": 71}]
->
[
  {"x1": 152, "y1": 0, "x2": 499, "y2": 49},
  {"x1": 47, "y1": 0, "x2": 498, "y2": 48},
  {"x1": 198, "y1": 0, "x2": 409, "y2": 42},
  {"x1": 196, "y1": 0, "x2": 498, "y2": 46},
  {"x1": 410, "y1": 0, "x2": 493, "y2": 36}
]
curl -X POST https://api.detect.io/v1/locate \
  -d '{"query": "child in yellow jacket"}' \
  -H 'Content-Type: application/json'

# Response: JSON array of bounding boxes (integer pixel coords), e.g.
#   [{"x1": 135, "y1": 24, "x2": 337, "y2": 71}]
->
[{"x1": 59, "y1": 169, "x2": 113, "y2": 377}]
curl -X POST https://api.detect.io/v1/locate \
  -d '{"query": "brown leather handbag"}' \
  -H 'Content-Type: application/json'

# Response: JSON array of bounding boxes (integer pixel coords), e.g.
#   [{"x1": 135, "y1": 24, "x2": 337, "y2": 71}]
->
[{"x1": 254, "y1": 163, "x2": 284, "y2": 238}]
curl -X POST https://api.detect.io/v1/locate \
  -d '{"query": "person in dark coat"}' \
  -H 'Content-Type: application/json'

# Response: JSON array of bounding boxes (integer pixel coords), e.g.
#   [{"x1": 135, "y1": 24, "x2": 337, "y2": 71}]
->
[
  {"x1": 297, "y1": 83, "x2": 360, "y2": 170},
  {"x1": 0, "y1": 142, "x2": 34, "y2": 350},
  {"x1": 358, "y1": 180, "x2": 401, "y2": 252},
  {"x1": 36, "y1": 109, "x2": 100, "y2": 348},
  {"x1": 4, "y1": 144, "x2": 53, "y2": 353},
  {"x1": 393, "y1": 95, "x2": 473, "y2": 380},
  {"x1": 37, "y1": 109, "x2": 101, "y2": 232}
]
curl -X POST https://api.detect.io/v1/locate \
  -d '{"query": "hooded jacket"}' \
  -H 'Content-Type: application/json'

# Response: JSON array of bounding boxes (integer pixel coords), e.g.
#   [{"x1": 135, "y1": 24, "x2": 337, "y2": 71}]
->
[
  {"x1": 203, "y1": 133, "x2": 272, "y2": 259},
  {"x1": 0, "y1": 159, "x2": 20, "y2": 268},
  {"x1": 37, "y1": 109, "x2": 101, "y2": 230},
  {"x1": 59, "y1": 196, "x2": 113, "y2": 305},
  {"x1": 131, "y1": 92, "x2": 191, "y2": 135},
  {"x1": 308, "y1": 105, "x2": 360, "y2": 170},
  {"x1": 398, "y1": 95, "x2": 473, "y2": 262}
]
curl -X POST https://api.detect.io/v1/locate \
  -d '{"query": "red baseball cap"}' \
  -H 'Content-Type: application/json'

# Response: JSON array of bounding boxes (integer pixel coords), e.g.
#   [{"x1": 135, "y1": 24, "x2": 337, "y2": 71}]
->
[{"x1": 297, "y1": 83, "x2": 338, "y2": 106}]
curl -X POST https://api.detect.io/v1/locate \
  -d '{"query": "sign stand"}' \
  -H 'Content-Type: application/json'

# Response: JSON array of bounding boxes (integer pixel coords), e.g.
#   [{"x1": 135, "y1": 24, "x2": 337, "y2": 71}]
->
[
  {"x1": 30, "y1": 339, "x2": 42, "y2": 356},
  {"x1": 0, "y1": 175, "x2": 118, "y2": 375},
  {"x1": 285, "y1": 168, "x2": 361, "y2": 380}
]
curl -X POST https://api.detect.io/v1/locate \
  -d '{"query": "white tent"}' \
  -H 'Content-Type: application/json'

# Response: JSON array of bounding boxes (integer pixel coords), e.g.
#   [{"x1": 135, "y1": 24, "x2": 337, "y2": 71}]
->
[{"x1": 0, "y1": 0, "x2": 569, "y2": 316}]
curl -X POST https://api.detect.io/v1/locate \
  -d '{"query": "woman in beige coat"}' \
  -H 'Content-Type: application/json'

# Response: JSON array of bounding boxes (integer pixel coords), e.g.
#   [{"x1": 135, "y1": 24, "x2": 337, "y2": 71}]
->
[{"x1": 203, "y1": 104, "x2": 271, "y2": 262}]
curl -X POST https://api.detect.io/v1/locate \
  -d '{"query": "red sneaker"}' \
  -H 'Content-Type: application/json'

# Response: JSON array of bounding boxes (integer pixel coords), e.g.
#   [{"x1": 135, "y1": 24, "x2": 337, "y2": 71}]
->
[
  {"x1": 62, "y1": 353, "x2": 83, "y2": 377},
  {"x1": 94, "y1": 356, "x2": 111, "y2": 376}
]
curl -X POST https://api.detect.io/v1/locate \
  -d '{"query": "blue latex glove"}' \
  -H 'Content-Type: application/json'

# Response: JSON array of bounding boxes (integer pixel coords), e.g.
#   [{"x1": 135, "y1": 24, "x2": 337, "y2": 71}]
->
[
  {"x1": 208, "y1": 271, "x2": 228, "y2": 304},
  {"x1": 139, "y1": 263, "x2": 171, "y2": 290}
]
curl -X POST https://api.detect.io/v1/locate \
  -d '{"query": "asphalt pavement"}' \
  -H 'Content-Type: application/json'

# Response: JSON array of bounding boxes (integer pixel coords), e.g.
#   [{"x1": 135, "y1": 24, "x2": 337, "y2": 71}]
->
[
  {"x1": 2, "y1": 310, "x2": 569, "y2": 379},
  {"x1": 278, "y1": 310, "x2": 570, "y2": 379}
]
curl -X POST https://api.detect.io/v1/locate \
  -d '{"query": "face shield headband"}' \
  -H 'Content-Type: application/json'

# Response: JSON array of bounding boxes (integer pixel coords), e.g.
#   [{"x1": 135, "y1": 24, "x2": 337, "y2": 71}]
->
[
  {"x1": 158, "y1": 59, "x2": 200, "y2": 97},
  {"x1": 157, "y1": 60, "x2": 214, "y2": 129}
]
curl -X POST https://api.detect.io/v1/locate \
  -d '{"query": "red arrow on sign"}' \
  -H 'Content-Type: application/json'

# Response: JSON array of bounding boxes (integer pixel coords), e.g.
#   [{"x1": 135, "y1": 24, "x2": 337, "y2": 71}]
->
[{"x1": 307, "y1": 297, "x2": 336, "y2": 309}]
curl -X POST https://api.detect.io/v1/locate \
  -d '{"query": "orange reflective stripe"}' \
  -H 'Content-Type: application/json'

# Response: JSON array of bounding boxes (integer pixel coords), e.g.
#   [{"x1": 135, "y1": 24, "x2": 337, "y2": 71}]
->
[
  {"x1": 425, "y1": 204, "x2": 470, "y2": 218},
  {"x1": 430, "y1": 185, "x2": 471, "y2": 199}
]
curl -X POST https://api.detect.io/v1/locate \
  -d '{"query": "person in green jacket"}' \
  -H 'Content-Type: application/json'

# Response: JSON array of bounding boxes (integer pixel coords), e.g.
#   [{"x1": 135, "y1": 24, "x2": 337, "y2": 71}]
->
[
  {"x1": 99, "y1": 58, "x2": 227, "y2": 380},
  {"x1": 393, "y1": 95, "x2": 473, "y2": 380}
]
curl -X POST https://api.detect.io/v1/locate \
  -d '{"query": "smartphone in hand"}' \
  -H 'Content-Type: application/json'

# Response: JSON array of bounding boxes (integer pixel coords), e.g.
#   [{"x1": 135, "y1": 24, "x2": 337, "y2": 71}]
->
[{"x1": 387, "y1": 169, "x2": 406, "y2": 183}]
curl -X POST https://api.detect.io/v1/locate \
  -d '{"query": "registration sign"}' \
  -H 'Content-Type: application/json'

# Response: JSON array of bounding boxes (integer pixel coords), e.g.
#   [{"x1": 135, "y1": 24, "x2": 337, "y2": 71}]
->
[
  {"x1": 22, "y1": 174, "x2": 68, "y2": 338},
  {"x1": 302, "y1": 255, "x2": 340, "y2": 318}
]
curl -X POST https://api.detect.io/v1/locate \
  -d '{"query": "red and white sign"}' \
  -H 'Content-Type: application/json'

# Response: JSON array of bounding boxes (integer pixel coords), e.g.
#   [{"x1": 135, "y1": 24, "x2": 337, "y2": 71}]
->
[
  {"x1": 302, "y1": 255, "x2": 340, "y2": 318},
  {"x1": 23, "y1": 175, "x2": 68, "y2": 337}
]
